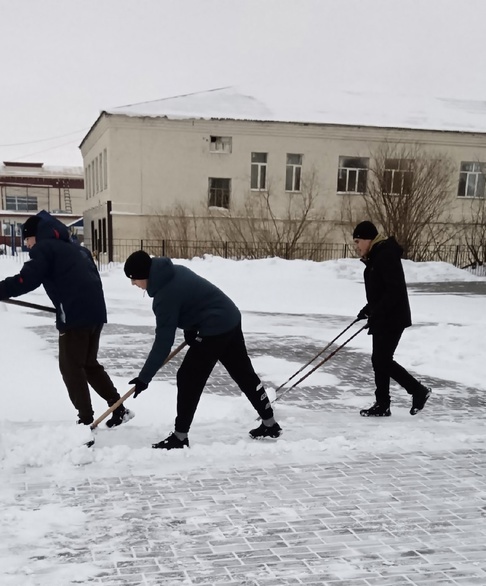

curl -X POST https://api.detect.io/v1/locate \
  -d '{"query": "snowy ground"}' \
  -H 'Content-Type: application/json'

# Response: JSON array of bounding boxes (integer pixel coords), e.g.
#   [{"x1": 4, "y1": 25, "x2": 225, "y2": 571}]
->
[{"x1": 1, "y1": 254, "x2": 485, "y2": 585}]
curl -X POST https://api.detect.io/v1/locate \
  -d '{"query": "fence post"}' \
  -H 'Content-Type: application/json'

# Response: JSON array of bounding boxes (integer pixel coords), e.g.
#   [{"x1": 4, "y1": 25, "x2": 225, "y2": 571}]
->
[
  {"x1": 162, "y1": 239, "x2": 166, "y2": 257},
  {"x1": 454, "y1": 245, "x2": 459, "y2": 267},
  {"x1": 224, "y1": 241, "x2": 228, "y2": 259}
]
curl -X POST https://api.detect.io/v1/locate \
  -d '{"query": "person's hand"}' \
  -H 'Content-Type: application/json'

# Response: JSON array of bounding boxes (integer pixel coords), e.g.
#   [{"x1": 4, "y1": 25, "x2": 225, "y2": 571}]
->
[
  {"x1": 129, "y1": 377, "x2": 148, "y2": 398},
  {"x1": 357, "y1": 308, "x2": 369, "y2": 320},
  {"x1": 184, "y1": 330, "x2": 201, "y2": 346}
]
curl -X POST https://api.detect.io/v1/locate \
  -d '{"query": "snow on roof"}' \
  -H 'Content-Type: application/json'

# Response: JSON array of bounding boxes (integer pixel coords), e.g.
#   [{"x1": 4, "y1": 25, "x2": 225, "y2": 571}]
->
[
  {"x1": 106, "y1": 85, "x2": 486, "y2": 135},
  {"x1": 0, "y1": 162, "x2": 83, "y2": 178}
]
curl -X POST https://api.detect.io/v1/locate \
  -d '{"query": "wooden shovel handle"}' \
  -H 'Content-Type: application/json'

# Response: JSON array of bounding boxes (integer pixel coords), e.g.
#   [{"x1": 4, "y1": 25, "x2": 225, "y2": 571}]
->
[{"x1": 90, "y1": 340, "x2": 188, "y2": 430}]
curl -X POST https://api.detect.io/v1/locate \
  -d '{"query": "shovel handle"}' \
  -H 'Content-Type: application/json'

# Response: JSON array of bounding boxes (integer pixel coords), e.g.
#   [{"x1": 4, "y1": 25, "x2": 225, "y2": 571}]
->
[
  {"x1": 2, "y1": 298, "x2": 56, "y2": 313},
  {"x1": 90, "y1": 340, "x2": 188, "y2": 430}
]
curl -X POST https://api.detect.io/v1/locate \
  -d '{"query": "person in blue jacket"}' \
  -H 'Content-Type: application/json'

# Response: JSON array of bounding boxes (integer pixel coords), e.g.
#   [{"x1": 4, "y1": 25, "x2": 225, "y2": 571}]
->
[
  {"x1": 0, "y1": 211, "x2": 133, "y2": 428},
  {"x1": 124, "y1": 250, "x2": 281, "y2": 450}
]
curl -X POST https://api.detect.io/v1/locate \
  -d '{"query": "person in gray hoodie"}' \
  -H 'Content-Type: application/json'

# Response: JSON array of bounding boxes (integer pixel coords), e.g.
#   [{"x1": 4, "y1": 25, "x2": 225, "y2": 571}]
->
[{"x1": 124, "y1": 250, "x2": 281, "y2": 450}]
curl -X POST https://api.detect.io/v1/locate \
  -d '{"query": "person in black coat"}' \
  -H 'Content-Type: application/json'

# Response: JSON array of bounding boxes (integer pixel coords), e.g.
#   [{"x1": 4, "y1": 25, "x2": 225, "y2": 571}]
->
[
  {"x1": 124, "y1": 250, "x2": 282, "y2": 450},
  {"x1": 353, "y1": 221, "x2": 431, "y2": 417},
  {"x1": 0, "y1": 211, "x2": 133, "y2": 428}
]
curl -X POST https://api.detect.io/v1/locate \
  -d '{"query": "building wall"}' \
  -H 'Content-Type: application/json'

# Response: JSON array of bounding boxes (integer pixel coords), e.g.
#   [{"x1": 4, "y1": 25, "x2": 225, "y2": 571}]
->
[{"x1": 80, "y1": 113, "x2": 486, "y2": 248}]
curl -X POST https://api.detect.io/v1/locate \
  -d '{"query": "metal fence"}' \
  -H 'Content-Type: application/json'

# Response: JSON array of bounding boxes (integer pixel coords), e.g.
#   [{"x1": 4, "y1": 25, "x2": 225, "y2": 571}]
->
[{"x1": 2, "y1": 239, "x2": 485, "y2": 276}]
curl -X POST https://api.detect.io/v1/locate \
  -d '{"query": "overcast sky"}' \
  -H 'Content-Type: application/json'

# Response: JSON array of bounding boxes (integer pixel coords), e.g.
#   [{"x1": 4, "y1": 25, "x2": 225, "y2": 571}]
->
[{"x1": 1, "y1": 0, "x2": 485, "y2": 167}]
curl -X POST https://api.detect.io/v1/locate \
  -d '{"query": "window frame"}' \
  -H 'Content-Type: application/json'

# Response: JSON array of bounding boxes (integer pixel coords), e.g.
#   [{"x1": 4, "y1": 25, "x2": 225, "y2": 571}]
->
[
  {"x1": 209, "y1": 136, "x2": 232, "y2": 154},
  {"x1": 337, "y1": 156, "x2": 369, "y2": 194},
  {"x1": 285, "y1": 153, "x2": 303, "y2": 192},
  {"x1": 457, "y1": 161, "x2": 486, "y2": 198},
  {"x1": 384, "y1": 158, "x2": 414, "y2": 195},
  {"x1": 250, "y1": 152, "x2": 268, "y2": 190},
  {"x1": 208, "y1": 177, "x2": 231, "y2": 209}
]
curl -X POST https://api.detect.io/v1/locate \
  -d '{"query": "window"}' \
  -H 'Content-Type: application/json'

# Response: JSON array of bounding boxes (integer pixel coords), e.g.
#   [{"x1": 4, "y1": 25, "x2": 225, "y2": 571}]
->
[
  {"x1": 208, "y1": 178, "x2": 231, "y2": 208},
  {"x1": 337, "y1": 157, "x2": 369, "y2": 193},
  {"x1": 458, "y1": 162, "x2": 485, "y2": 198},
  {"x1": 5, "y1": 195, "x2": 38, "y2": 211},
  {"x1": 285, "y1": 154, "x2": 302, "y2": 191},
  {"x1": 103, "y1": 148, "x2": 108, "y2": 189},
  {"x1": 210, "y1": 136, "x2": 232, "y2": 153},
  {"x1": 384, "y1": 158, "x2": 413, "y2": 195},
  {"x1": 251, "y1": 152, "x2": 268, "y2": 190}
]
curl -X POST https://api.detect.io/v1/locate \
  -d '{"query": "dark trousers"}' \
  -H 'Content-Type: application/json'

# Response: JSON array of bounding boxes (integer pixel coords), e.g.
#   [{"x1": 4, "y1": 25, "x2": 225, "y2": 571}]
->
[
  {"x1": 58, "y1": 326, "x2": 120, "y2": 420},
  {"x1": 371, "y1": 329, "x2": 424, "y2": 406},
  {"x1": 175, "y1": 323, "x2": 273, "y2": 433}
]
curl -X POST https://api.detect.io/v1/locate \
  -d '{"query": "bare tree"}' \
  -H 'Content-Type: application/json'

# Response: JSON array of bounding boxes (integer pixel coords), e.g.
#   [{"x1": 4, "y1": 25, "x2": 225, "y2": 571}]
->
[
  {"x1": 462, "y1": 189, "x2": 486, "y2": 269},
  {"x1": 356, "y1": 143, "x2": 456, "y2": 260},
  {"x1": 213, "y1": 169, "x2": 331, "y2": 259}
]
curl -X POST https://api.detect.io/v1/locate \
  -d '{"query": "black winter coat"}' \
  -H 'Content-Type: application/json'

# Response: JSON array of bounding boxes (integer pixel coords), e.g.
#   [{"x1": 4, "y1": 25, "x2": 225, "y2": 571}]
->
[
  {"x1": 0, "y1": 216, "x2": 107, "y2": 331},
  {"x1": 361, "y1": 237, "x2": 412, "y2": 335}
]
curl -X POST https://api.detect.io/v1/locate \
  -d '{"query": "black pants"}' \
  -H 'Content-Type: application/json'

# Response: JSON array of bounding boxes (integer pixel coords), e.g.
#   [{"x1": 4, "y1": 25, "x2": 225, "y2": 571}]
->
[
  {"x1": 58, "y1": 325, "x2": 120, "y2": 420},
  {"x1": 371, "y1": 329, "x2": 424, "y2": 406},
  {"x1": 175, "y1": 323, "x2": 273, "y2": 433}
]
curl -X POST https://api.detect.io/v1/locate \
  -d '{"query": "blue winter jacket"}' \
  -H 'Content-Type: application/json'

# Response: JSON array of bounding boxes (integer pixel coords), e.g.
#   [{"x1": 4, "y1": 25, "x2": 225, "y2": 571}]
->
[
  {"x1": 0, "y1": 215, "x2": 107, "y2": 331},
  {"x1": 139, "y1": 257, "x2": 241, "y2": 384}
]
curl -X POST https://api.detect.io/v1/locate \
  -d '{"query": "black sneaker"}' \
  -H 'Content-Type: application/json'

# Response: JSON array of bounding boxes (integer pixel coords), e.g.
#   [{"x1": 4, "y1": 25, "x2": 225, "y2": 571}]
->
[
  {"x1": 249, "y1": 422, "x2": 282, "y2": 439},
  {"x1": 77, "y1": 415, "x2": 94, "y2": 425},
  {"x1": 106, "y1": 405, "x2": 134, "y2": 428},
  {"x1": 360, "y1": 402, "x2": 391, "y2": 417},
  {"x1": 152, "y1": 432, "x2": 189, "y2": 450},
  {"x1": 410, "y1": 387, "x2": 432, "y2": 415}
]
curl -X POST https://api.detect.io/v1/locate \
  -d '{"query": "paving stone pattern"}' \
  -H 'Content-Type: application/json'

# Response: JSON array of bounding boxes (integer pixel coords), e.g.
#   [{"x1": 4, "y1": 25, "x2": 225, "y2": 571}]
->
[{"x1": 27, "y1": 300, "x2": 486, "y2": 585}]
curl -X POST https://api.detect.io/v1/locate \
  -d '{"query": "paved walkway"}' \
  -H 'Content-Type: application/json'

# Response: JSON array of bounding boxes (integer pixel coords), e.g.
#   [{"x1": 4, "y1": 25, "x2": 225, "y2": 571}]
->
[{"x1": 18, "y1": 304, "x2": 486, "y2": 585}]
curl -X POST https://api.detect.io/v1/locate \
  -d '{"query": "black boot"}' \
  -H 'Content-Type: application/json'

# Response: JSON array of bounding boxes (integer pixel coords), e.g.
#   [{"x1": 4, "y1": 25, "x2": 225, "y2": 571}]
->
[
  {"x1": 106, "y1": 405, "x2": 134, "y2": 428},
  {"x1": 152, "y1": 432, "x2": 189, "y2": 450},
  {"x1": 410, "y1": 387, "x2": 432, "y2": 415},
  {"x1": 360, "y1": 402, "x2": 391, "y2": 417}
]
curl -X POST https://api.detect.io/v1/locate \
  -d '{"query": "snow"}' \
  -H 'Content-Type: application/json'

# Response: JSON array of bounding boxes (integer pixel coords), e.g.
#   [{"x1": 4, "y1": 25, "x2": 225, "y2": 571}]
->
[
  {"x1": 108, "y1": 85, "x2": 486, "y2": 134},
  {"x1": 0, "y1": 254, "x2": 485, "y2": 583}
]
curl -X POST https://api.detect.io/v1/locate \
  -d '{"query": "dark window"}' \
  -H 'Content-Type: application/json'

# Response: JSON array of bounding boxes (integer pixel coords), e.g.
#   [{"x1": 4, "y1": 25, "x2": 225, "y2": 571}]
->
[
  {"x1": 251, "y1": 152, "x2": 268, "y2": 190},
  {"x1": 458, "y1": 162, "x2": 485, "y2": 198},
  {"x1": 337, "y1": 157, "x2": 369, "y2": 193},
  {"x1": 5, "y1": 195, "x2": 38, "y2": 211},
  {"x1": 208, "y1": 178, "x2": 231, "y2": 208},
  {"x1": 210, "y1": 136, "x2": 232, "y2": 153},
  {"x1": 384, "y1": 159, "x2": 413, "y2": 195},
  {"x1": 285, "y1": 154, "x2": 302, "y2": 191}
]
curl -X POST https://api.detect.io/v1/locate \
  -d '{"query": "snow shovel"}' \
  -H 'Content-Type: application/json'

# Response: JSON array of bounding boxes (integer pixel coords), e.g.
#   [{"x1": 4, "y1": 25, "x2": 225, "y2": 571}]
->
[
  {"x1": 271, "y1": 322, "x2": 368, "y2": 406},
  {"x1": 2, "y1": 298, "x2": 56, "y2": 313},
  {"x1": 85, "y1": 340, "x2": 188, "y2": 447},
  {"x1": 273, "y1": 318, "x2": 359, "y2": 395}
]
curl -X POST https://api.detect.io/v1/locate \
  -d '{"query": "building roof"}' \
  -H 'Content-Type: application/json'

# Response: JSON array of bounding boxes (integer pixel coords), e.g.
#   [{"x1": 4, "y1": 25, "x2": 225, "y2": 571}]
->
[
  {"x1": 1, "y1": 161, "x2": 83, "y2": 179},
  {"x1": 105, "y1": 85, "x2": 486, "y2": 135}
]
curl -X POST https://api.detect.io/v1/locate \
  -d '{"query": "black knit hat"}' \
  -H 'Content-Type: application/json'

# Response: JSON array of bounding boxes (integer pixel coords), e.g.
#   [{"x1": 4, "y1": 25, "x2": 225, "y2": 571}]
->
[
  {"x1": 124, "y1": 250, "x2": 152, "y2": 279},
  {"x1": 352, "y1": 221, "x2": 378, "y2": 240},
  {"x1": 22, "y1": 215, "x2": 41, "y2": 239}
]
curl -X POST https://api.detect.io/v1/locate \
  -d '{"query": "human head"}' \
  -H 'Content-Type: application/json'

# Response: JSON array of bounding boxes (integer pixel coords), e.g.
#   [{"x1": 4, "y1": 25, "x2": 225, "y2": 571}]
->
[
  {"x1": 124, "y1": 250, "x2": 152, "y2": 289},
  {"x1": 22, "y1": 215, "x2": 41, "y2": 249},
  {"x1": 352, "y1": 221, "x2": 378, "y2": 258}
]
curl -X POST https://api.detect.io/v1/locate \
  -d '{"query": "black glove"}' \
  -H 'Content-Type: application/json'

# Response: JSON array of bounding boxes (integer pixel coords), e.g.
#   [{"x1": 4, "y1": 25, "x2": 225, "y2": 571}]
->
[
  {"x1": 129, "y1": 377, "x2": 148, "y2": 398},
  {"x1": 184, "y1": 330, "x2": 201, "y2": 346},
  {"x1": 0, "y1": 281, "x2": 9, "y2": 301},
  {"x1": 357, "y1": 307, "x2": 369, "y2": 320}
]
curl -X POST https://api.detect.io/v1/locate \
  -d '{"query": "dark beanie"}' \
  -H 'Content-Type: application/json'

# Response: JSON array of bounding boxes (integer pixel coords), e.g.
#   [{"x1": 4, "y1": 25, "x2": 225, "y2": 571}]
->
[
  {"x1": 352, "y1": 221, "x2": 378, "y2": 240},
  {"x1": 124, "y1": 250, "x2": 152, "y2": 279},
  {"x1": 22, "y1": 216, "x2": 41, "y2": 239}
]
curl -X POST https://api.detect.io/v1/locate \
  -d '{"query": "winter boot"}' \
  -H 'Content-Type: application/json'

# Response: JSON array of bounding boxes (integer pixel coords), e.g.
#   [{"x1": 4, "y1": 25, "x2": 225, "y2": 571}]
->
[
  {"x1": 249, "y1": 422, "x2": 282, "y2": 439},
  {"x1": 152, "y1": 432, "x2": 189, "y2": 450},
  {"x1": 106, "y1": 405, "x2": 134, "y2": 428},
  {"x1": 410, "y1": 387, "x2": 432, "y2": 415},
  {"x1": 77, "y1": 414, "x2": 94, "y2": 426},
  {"x1": 360, "y1": 402, "x2": 391, "y2": 417}
]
